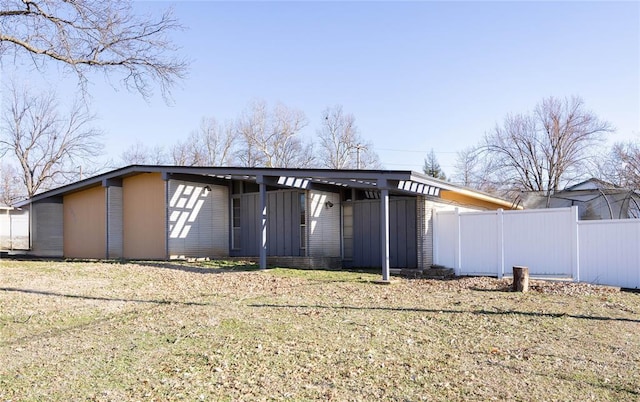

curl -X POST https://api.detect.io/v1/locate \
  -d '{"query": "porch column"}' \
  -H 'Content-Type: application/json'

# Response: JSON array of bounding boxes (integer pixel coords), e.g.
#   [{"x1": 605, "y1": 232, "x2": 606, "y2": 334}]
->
[
  {"x1": 379, "y1": 179, "x2": 390, "y2": 281},
  {"x1": 257, "y1": 175, "x2": 268, "y2": 269},
  {"x1": 161, "y1": 172, "x2": 170, "y2": 260}
]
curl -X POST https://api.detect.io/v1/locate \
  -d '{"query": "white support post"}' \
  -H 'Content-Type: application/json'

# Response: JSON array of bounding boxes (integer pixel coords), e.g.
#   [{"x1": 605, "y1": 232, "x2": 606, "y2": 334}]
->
[
  {"x1": 161, "y1": 172, "x2": 170, "y2": 260},
  {"x1": 570, "y1": 205, "x2": 580, "y2": 282},
  {"x1": 105, "y1": 186, "x2": 110, "y2": 259},
  {"x1": 257, "y1": 175, "x2": 268, "y2": 270},
  {"x1": 379, "y1": 179, "x2": 390, "y2": 281},
  {"x1": 497, "y1": 209, "x2": 504, "y2": 279},
  {"x1": 164, "y1": 178, "x2": 170, "y2": 260}
]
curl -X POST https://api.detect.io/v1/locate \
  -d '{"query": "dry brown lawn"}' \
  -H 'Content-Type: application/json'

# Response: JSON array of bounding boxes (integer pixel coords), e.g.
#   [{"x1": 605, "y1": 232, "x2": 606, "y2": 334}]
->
[{"x1": 1, "y1": 259, "x2": 639, "y2": 401}]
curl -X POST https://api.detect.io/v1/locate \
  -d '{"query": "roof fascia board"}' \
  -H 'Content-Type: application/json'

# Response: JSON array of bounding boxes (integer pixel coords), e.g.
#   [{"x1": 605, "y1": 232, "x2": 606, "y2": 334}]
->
[
  {"x1": 164, "y1": 172, "x2": 230, "y2": 187},
  {"x1": 16, "y1": 164, "x2": 512, "y2": 209},
  {"x1": 14, "y1": 164, "x2": 146, "y2": 206}
]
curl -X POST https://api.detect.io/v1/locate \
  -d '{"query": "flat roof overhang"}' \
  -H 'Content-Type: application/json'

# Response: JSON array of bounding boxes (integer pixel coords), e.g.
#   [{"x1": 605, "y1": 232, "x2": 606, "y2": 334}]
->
[{"x1": 15, "y1": 164, "x2": 516, "y2": 209}]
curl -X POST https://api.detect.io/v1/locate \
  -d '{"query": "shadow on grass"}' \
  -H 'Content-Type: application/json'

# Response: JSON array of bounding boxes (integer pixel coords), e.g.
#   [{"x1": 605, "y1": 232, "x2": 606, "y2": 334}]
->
[
  {"x1": 1, "y1": 256, "x2": 261, "y2": 275},
  {"x1": 249, "y1": 303, "x2": 640, "y2": 324},
  {"x1": 133, "y1": 260, "x2": 260, "y2": 274},
  {"x1": 1, "y1": 256, "x2": 384, "y2": 277},
  {"x1": 92, "y1": 258, "x2": 262, "y2": 274},
  {"x1": 470, "y1": 286, "x2": 513, "y2": 292},
  {"x1": 483, "y1": 355, "x2": 640, "y2": 397},
  {"x1": 0, "y1": 287, "x2": 213, "y2": 306}
]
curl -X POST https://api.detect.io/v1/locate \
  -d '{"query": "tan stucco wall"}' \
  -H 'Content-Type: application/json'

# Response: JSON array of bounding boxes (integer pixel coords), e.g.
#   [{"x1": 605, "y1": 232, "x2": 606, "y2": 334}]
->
[
  {"x1": 123, "y1": 173, "x2": 166, "y2": 259},
  {"x1": 63, "y1": 186, "x2": 106, "y2": 258}
]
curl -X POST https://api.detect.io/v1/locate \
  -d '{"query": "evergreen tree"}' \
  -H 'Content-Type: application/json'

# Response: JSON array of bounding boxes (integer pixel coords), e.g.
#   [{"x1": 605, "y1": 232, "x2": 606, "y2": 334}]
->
[{"x1": 423, "y1": 149, "x2": 447, "y2": 180}]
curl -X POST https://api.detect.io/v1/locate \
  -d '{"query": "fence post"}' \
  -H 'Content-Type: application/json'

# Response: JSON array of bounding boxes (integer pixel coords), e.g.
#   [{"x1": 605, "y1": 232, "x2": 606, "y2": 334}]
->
[
  {"x1": 497, "y1": 209, "x2": 504, "y2": 279},
  {"x1": 454, "y1": 208, "x2": 461, "y2": 275},
  {"x1": 570, "y1": 206, "x2": 580, "y2": 282},
  {"x1": 432, "y1": 208, "x2": 439, "y2": 267}
]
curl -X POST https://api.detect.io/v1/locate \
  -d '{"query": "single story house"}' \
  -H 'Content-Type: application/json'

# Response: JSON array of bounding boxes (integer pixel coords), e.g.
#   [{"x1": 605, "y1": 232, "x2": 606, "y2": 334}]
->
[
  {"x1": 519, "y1": 178, "x2": 640, "y2": 220},
  {"x1": 14, "y1": 165, "x2": 518, "y2": 278}
]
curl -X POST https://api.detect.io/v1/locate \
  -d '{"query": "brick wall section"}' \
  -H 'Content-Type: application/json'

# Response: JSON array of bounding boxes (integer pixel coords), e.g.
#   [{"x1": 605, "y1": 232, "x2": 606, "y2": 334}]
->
[{"x1": 417, "y1": 197, "x2": 436, "y2": 269}]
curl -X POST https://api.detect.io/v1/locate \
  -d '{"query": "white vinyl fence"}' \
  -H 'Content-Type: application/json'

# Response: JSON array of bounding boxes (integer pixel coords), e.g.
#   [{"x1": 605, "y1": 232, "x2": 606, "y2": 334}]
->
[{"x1": 434, "y1": 206, "x2": 640, "y2": 289}]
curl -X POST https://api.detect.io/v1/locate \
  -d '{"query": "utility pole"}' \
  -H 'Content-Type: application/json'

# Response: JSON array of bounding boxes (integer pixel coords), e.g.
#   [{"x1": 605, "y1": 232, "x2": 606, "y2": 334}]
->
[{"x1": 354, "y1": 143, "x2": 365, "y2": 169}]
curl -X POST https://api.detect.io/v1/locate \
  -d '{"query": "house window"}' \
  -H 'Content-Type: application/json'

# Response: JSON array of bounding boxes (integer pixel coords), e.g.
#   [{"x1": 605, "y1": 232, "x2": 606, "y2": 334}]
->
[
  {"x1": 299, "y1": 192, "x2": 306, "y2": 251},
  {"x1": 232, "y1": 197, "x2": 241, "y2": 250}
]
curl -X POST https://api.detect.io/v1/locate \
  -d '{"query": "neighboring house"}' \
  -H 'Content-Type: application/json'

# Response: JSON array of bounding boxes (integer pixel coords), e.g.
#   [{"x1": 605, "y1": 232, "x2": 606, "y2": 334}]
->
[
  {"x1": 0, "y1": 205, "x2": 30, "y2": 251},
  {"x1": 519, "y1": 178, "x2": 640, "y2": 220},
  {"x1": 14, "y1": 165, "x2": 518, "y2": 273}
]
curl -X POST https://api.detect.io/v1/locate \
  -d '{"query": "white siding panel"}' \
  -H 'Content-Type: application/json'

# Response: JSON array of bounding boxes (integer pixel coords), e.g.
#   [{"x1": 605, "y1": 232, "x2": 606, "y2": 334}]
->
[
  {"x1": 0, "y1": 211, "x2": 9, "y2": 249},
  {"x1": 32, "y1": 202, "x2": 63, "y2": 257},
  {"x1": 1, "y1": 209, "x2": 29, "y2": 250},
  {"x1": 579, "y1": 220, "x2": 640, "y2": 288},
  {"x1": 308, "y1": 190, "x2": 341, "y2": 257},
  {"x1": 107, "y1": 186, "x2": 123, "y2": 258},
  {"x1": 168, "y1": 180, "x2": 229, "y2": 259},
  {"x1": 10, "y1": 209, "x2": 29, "y2": 250},
  {"x1": 503, "y1": 209, "x2": 573, "y2": 276}
]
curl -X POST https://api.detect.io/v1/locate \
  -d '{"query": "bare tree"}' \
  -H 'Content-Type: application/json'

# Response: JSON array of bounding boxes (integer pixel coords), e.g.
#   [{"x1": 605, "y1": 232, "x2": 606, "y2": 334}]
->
[
  {"x1": 452, "y1": 146, "x2": 479, "y2": 187},
  {"x1": 171, "y1": 117, "x2": 236, "y2": 166},
  {"x1": 0, "y1": 0, "x2": 188, "y2": 99},
  {"x1": 234, "y1": 101, "x2": 267, "y2": 167},
  {"x1": 235, "y1": 101, "x2": 314, "y2": 168},
  {"x1": 452, "y1": 146, "x2": 500, "y2": 193},
  {"x1": 599, "y1": 141, "x2": 640, "y2": 189},
  {"x1": 120, "y1": 141, "x2": 167, "y2": 165},
  {"x1": 318, "y1": 105, "x2": 358, "y2": 169},
  {"x1": 357, "y1": 143, "x2": 383, "y2": 169},
  {"x1": 0, "y1": 83, "x2": 103, "y2": 198},
  {"x1": 422, "y1": 149, "x2": 447, "y2": 180},
  {"x1": 483, "y1": 96, "x2": 612, "y2": 196},
  {"x1": 0, "y1": 163, "x2": 22, "y2": 205},
  {"x1": 317, "y1": 105, "x2": 382, "y2": 169}
]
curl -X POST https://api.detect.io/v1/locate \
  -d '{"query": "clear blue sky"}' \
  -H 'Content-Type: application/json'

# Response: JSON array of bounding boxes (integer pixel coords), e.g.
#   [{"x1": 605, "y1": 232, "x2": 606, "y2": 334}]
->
[{"x1": 5, "y1": 0, "x2": 640, "y2": 177}]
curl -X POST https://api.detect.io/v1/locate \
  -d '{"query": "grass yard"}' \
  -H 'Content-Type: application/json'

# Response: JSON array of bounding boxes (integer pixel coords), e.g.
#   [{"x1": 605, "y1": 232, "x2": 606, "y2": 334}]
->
[{"x1": 1, "y1": 259, "x2": 639, "y2": 401}]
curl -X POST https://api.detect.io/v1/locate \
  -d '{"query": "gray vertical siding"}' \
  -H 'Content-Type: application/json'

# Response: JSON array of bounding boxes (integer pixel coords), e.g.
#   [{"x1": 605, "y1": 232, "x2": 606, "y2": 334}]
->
[
  {"x1": 352, "y1": 197, "x2": 417, "y2": 268},
  {"x1": 31, "y1": 201, "x2": 64, "y2": 257},
  {"x1": 267, "y1": 190, "x2": 301, "y2": 256},
  {"x1": 237, "y1": 192, "x2": 259, "y2": 257},
  {"x1": 233, "y1": 190, "x2": 302, "y2": 257},
  {"x1": 353, "y1": 200, "x2": 381, "y2": 267},
  {"x1": 389, "y1": 198, "x2": 417, "y2": 268}
]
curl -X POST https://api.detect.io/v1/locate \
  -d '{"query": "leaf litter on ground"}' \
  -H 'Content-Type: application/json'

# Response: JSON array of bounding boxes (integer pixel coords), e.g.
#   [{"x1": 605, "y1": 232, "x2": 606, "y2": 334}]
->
[{"x1": 0, "y1": 259, "x2": 638, "y2": 401}]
